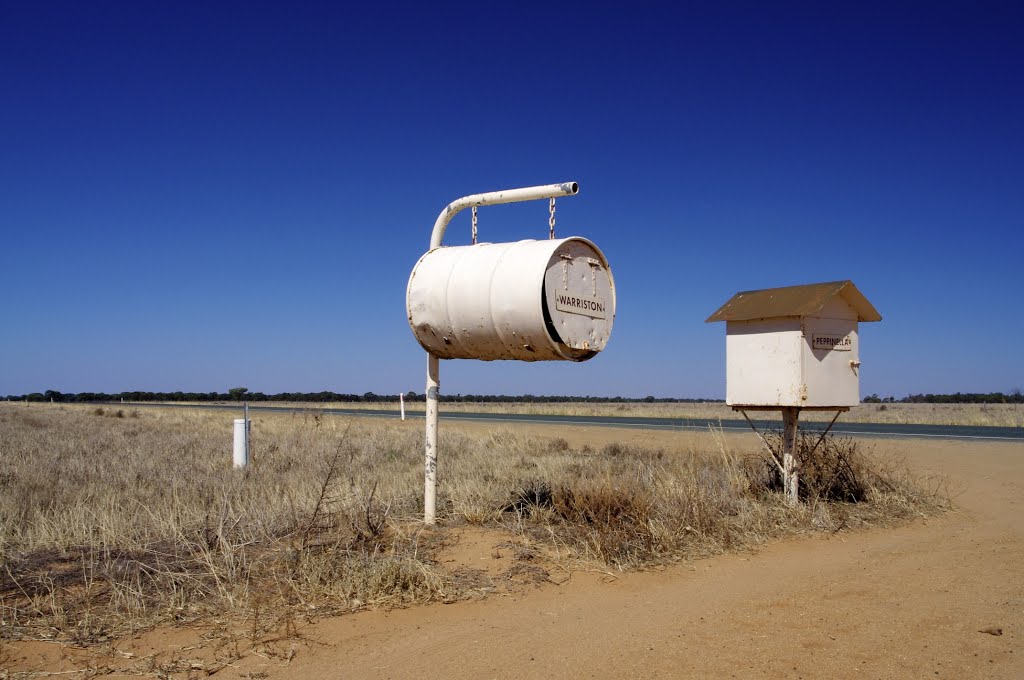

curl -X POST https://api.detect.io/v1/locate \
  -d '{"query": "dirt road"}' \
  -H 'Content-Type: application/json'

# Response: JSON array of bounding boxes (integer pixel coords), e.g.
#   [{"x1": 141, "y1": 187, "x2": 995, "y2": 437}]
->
[{"x1": 6, "y1": 427, "x2": 1021, "y2": 679}]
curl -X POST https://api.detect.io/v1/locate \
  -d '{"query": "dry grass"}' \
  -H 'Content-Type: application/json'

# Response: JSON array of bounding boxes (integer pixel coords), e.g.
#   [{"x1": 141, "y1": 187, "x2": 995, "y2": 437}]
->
[
  {"x1": 270, "y1": 400, "x2": 1024, "y2": 427},
  {"x1": 451, "y1": 428, "x2": 946, "y2": 568},
  {"x1": 0, "y1": 403, "x2": 948, "y2": 645},
  {"x1": 0, "y1": 405, "x2": 441, "y2": 645}
]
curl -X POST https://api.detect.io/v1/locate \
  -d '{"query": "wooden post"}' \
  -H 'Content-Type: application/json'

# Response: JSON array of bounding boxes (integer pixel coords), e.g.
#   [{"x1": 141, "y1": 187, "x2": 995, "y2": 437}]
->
[
  {"x1": 782, "y1": 407, "x2": 800, "y2": 505},
  {"x1": 244, "y1": 402, "x2": 250, "y2": 463}
]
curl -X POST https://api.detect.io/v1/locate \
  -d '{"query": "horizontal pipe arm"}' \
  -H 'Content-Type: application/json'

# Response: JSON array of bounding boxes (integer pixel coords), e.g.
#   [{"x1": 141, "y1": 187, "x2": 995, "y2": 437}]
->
[{"x1": 430, "y1": 181, "x2": 578, "y2": 250}]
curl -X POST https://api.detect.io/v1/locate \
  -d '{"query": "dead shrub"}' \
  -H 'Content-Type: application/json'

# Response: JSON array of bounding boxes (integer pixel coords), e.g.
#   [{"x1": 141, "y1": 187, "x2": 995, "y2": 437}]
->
[
  {"x1": 550, "y1": 481, "x2": 657, "y2": 565},
  {"x1": 759, "y1": 431, "x2": 871, "y2": 502},
  {"x1": 501, "y1": 482, "x2": 553, "y2": 517}
]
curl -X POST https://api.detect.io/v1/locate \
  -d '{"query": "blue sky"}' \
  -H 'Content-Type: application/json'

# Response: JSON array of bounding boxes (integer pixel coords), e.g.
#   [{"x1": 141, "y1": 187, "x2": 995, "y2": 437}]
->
[{"x1": 2, "y1": 1, "x2": 1022, "y2": 399}]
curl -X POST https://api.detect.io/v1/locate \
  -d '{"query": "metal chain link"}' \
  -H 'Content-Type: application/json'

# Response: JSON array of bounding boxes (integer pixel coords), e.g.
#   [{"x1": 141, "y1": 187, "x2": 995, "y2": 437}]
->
[
  {"x1": 548, "y1": 198, "x2": 556, "y2": 239},
  {"x1": 471, "y1": 206, "x2": 478, "y2": 244}
]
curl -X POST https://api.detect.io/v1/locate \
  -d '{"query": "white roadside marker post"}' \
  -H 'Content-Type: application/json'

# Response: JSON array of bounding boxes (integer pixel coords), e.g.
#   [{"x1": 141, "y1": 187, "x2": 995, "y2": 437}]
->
[
  {"x1": 400, "y1": 392, "x2": 406, "y2": 421},
  {"x1": 233, "y1": 402, "x2": 251, "y2": 468},
  {"x1": 233, "y1": 418, "x2": 248, "y2": 468}
]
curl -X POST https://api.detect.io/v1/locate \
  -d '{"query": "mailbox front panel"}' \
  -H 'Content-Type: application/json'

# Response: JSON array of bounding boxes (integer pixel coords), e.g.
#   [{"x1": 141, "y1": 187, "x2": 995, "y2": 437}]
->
[
  {"x1": 542, "y1": 239, "x2": 615, "y2": 357},
  {"x1": 801, "y1": 316, "x2": 860, "y2": 407}
]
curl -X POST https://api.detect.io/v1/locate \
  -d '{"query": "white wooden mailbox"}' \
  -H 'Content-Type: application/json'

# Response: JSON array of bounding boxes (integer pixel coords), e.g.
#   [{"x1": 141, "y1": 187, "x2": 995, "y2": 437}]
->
[
  {"x1": 407, "y1": 237, "x2": 615, "y2": 362},
  {"x1": 705, "y1": 280, "x2": 881, "y2": 408}
]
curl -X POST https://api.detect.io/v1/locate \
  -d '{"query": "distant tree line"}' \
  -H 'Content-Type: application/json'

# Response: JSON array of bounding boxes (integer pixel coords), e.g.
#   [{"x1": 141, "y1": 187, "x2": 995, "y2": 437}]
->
[
  {"x1": 6, "y1": 389, "x2": 1021, "y2": 405},
  {"x1": 5, "y1": 388, "x2": 725, "y2": 404},
  {"x1": 863, "y1": 391, "x2": 1023, "y2": 404}
]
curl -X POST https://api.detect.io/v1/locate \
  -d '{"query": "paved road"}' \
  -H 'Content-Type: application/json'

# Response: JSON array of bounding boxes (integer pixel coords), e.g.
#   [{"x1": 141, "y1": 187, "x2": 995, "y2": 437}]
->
[{"x1": 116, "y1": 402, "x2": 1024, "y2": 441}]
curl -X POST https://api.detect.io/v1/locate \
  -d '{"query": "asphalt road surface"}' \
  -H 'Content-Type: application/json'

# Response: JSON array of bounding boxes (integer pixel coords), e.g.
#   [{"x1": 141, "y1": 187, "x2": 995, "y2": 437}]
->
[{"x1": 116, "y1": 402, "x2": 1024, "y2": 442}]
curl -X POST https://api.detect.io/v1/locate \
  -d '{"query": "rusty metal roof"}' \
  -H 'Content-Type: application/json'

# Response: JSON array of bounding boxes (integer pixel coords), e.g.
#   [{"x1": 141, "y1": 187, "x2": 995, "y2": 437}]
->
[{"x1": 705, "y1": 280, "x2": 882, "y2": 323}]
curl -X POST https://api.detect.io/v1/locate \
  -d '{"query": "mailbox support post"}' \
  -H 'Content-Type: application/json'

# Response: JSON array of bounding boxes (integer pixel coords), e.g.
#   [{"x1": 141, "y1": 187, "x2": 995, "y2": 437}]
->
[
  {"x1": 781, "y1": 407, "x2": 799, "y2": 506},
  {"x1": 421, "y1": 181, "x2": 579, "y2": 525},
  {"x1": 424, "y1": 355, "x2": 439, "y2": 524},
  {"x1": 738, "y1": 406, "x2": 848, "y2": 506}
]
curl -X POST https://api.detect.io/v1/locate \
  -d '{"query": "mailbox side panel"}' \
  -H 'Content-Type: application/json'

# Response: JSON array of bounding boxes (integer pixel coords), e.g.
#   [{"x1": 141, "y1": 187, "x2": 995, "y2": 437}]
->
[
  {"x1": 488, "y1": 241, "x2": 565, "y2": 360},
  {"x1": 725, "y1": 318, "x2": 804, "y2": 407},
  {"x1": 407, "y1": 247, "x2": 470, "y2": 358},
  {"x1": 408, "y1": 240, "x2": 575, "y2": 361}
]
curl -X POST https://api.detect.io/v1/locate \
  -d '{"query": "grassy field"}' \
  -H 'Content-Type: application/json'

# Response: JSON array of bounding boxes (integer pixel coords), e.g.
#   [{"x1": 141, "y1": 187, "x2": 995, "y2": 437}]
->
[
  {"x1": 266, "y1": 400, "x2": 1024, "y2": 427},
  {"x1": 0, "y1": 403, "x2": 948, "y2": 645}
]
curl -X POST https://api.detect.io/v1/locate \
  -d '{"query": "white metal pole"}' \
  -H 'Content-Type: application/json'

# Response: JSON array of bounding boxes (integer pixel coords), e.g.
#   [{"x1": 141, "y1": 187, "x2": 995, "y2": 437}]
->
[
  {"x1": 429, "y1": 182, "x2": 578, "y2": 250},
  {"x1": 400, "y1": 392, "x2": 406, "y2": 421},
  {"x1": 421, "y1": 182, "x2": 579, "y2": 525},
  {"x1": 233, "y1": 418, "x2": 248, "y2": 468},
  {"x1": 424, "y1": 355, "x2": 439, "y2": 524},
  {"x1": 782, "y1": 407, "x2": 799, "y2": 505}
]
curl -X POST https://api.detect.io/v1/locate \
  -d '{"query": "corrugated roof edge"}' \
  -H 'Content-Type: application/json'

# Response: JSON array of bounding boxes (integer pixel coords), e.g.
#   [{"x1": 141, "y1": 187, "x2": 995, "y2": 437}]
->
[{"x1": 705, "y1": 280, "x2": 882, "y2": 323}]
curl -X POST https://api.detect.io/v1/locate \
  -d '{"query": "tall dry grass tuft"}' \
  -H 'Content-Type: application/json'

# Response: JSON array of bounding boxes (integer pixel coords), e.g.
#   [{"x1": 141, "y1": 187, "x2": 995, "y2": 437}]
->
[{"x1": 0, "y1": 404, "x2": 948, "y2": 643}]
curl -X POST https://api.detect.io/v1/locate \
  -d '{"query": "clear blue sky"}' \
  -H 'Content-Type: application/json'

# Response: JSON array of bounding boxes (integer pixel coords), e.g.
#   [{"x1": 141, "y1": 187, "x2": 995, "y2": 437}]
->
[{"x1": 2, "y1": 1, "x2": 1022, "y2": 399}]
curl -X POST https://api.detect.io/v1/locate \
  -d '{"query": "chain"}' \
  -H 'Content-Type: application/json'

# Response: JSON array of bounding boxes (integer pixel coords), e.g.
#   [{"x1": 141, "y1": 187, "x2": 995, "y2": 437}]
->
[
  {"x1": 471, "y1": 206, "x2": 478, "y2": 244},
  {"x1": 548, "y1": 198, "x2": 556, "y2": 240}
]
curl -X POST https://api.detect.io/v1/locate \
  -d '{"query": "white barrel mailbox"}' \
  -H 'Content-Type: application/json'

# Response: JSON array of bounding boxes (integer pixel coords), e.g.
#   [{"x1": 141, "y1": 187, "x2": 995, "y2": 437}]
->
[{"x1": 407, "y1": 237, "x2": 615, "y2": 361}]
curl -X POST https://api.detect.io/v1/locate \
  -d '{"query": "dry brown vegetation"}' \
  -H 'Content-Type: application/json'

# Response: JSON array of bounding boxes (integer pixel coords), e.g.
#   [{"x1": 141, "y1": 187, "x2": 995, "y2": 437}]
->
[
  {"x1": 0, "y1": 403, "x2": 948, "y2": 647},
  {"x1": 291, "y1": 400, "x2": 1024, "y2": 427}
]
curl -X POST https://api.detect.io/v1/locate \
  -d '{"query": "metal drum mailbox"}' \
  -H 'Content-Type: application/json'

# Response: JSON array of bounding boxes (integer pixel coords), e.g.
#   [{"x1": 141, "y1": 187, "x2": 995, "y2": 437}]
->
[
  {"x1": 410, "y1": 180, "x2": 613, "y2": 525},
  {"x1": 407, "y1": 237, "x2": 615, "y2": 362}
]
